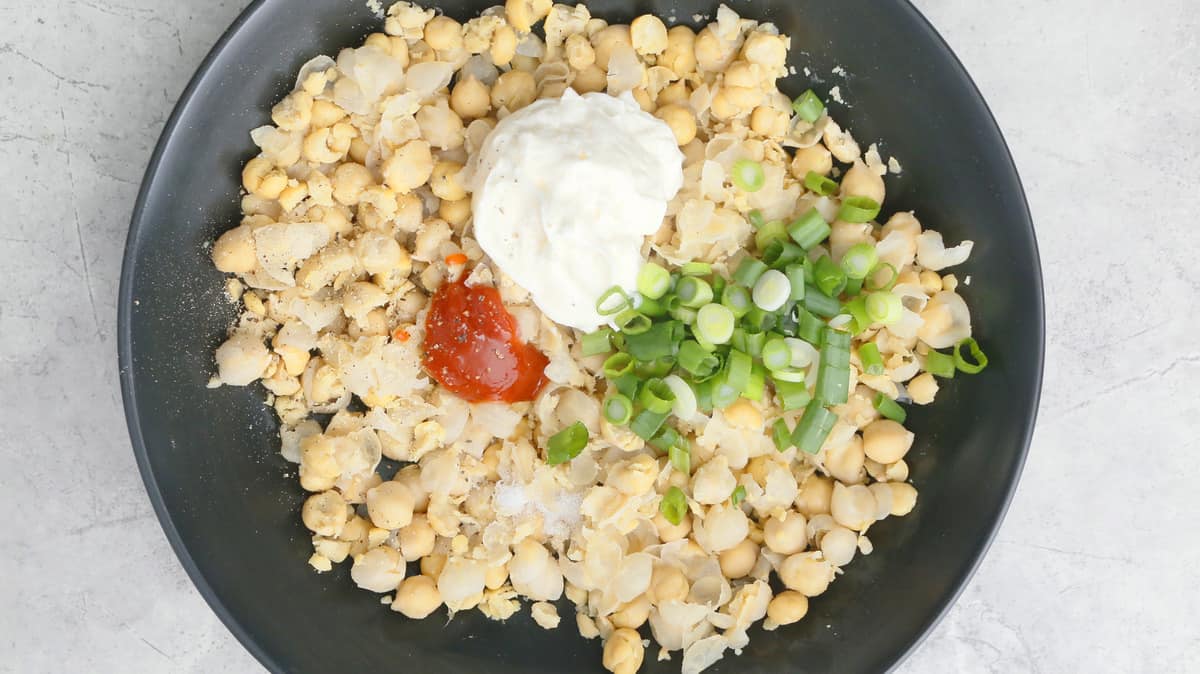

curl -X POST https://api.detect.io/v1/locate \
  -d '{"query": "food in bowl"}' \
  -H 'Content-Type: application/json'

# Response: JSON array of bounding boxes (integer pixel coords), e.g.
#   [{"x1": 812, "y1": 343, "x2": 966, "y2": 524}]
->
[{"x1": 207, "y1": 2, "x2": 987, "y2": 672}]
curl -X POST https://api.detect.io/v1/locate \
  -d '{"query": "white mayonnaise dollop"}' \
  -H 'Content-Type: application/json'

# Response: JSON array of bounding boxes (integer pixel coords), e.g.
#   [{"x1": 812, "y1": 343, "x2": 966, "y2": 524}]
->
[{"x1": 467, "y1": 89, "x2": 684, "y2": 332}]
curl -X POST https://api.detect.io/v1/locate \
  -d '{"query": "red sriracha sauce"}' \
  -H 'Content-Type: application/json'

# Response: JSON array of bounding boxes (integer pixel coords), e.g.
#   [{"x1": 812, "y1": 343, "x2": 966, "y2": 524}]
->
[{"x1": 423, "y1": 276, "x2": 548, "y2": 402}]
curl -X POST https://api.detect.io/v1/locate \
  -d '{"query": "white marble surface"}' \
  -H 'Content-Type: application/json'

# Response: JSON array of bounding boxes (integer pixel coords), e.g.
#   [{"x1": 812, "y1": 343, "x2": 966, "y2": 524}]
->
[{"x1": 1, "y1": 0, "x2": 1197, "y2": 672}]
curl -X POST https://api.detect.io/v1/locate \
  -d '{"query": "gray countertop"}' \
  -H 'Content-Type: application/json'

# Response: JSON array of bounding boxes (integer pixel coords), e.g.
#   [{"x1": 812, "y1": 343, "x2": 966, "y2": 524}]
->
[{"x1": 2, "y1": 0, "x2": 1197, "y2": 671}]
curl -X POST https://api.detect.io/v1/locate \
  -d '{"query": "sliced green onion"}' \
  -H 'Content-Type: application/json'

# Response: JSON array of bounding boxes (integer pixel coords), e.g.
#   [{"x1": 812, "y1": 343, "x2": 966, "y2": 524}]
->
[
  {"x1": 629, "y1": 409, "x2": 669, "y2": 440},
  {"x1": 792, "y1": 400, "x2": 836, "y2": 454},
  {"x1": 635, "y1": 295, "x2": 667, "y2": 317},
  {"x1": 670, "y1": 304, "x2": 698, "y2": 325},
  {"x1": 924, "y1": 349, "x2": 956, "y2": 378},
  {"x1": 785, "y1": 264, "x2": 808, "y2": 302},
  {"x1": 694, "y1": 377, "x2": 715, "y2": 413},
  {"x1": 711, "y1": 275, "x2": 726, "y2": 302},
  {"x1": 866, "y1": 263, "x2": 899, "y2": 291},
  {"x1": 710, "y1": 373, "x2": 741, "y2": 409},
  {"x1": 771, "y1": 419, "x2": 794, "y2": 452},
  {"x1": 721, "y1": 284, "x2": 753, "y2": 318},
  {"x1": 596, "y1": 286, "x2": 630, "y2": 316},
  {"x1": 676, "y1": 276, "x2": 714, "y2": 308},
  {"x1": 844, "y1": 276, "x2": 864, "y2": 297},
  {"x1": 785, "y1": 337, "x2": 817, "y2": 368},
  {"x1": 696, "y1": 303, "x2": 736, "y2": 345},
  {"x1": 822, "y1": 325, "x2": 852, "y2": 350},
  {"x1": 742, "y1": 307, "x2": 776, "y2": 333},
  {"x1": 747, "y1": 210, "x2": 765, "y2": 229},
  {"x1": 603, "y1": 394, "x2": 633, "y2": 425},
  {"x1": 678, "y1": 340, "x2": 720, "y2": 379},
  {"x1": 815, "y1": 364, "x2": 850, "y2": 404},
  {"x1": 744, "y1": 361, "x2": 766, "y2": 400},
  {"x1": 865, "y1": 291, "x2": 903, "y2": 324},
  {"x1": 804, "y1": 171, "x2": 839, "y2": 196},
  {"x1": 612, "y1": 372, "x2": 640, "y2": 399},
  {"x1": 772, "y1": 378, "x2": 812, "y2": 410},
  {"x1": 730, "y1": 484, "x2": 747, "y2": 506},
  {"x1": 838, "y1": 196, "x2": 881, "y2": 223},
  {"x1": 663, "y1": 374, "x2": 698, "y2": 419},
  {"x1": 669, "y1": 444, "x2": 691, "y2": 474},
  {"x1": 649, "y1": 427, "x2": 685, "y2": 453},
  {"x1": 787, "y1": 208, "x2": 832, "y2": 250},
  {"x1": 614, "y1": 308, "x2": 652, "y2": 335},
  {"x1": 814, "y1": 255, "x2": 847, "y2": 298},
  {"x1": 635, "y1": 355, "x2": 676, "y2": 379},
  {"x1": 762, "y1": 336, "x2": 792, "y2": 371},
  {"x1": 805, "y1": 284, "x2": 841, "y2": 317},
  {"x1": 762, "y1": 240, "x2": 804, "y2": 270},
  {"x1": 637, "y1": 262, "x2": 671, "y2": 299},
  {"x1": 842, "y1": 295, "x2": 870, "y2": 334},
  {"x1": 740, "y1": 328, "x2": 767, "y2": 357},
  {"x1": 792, "y1": 89, "x2": 824, "y2": 123},
  {"x1": 953, "y1": 337, "x2": 989, "y2": 374},
  {"x1": 754, "y1": 220, "x2": 789, "y2": 252},
  {"x1": 859, "y1": 342, "x2": 885, "y2": 375},
  {"x1": 724, "y1": 349, "x2": 752, "y2": 393},
  {"x1": 638, "y1": 378, "x2": 676, "y2": 414},
  {"x1": 581, "y1": 328, "x2": 613, "y2": 357},
  {"x1": 840, "y1": 243, "x2": 878, "y2": 280},
  {"x1": 731, "y1": 159, "x2": 766, "y2": 192},
  {"x1": 622, "y1": 320, "x2": 684, "y2": 361},
  {"x1": 602, "y1": 352, "x2": 634, "y2": 378},
  {"x1": 546, "y1": 421, "x2": 589, "y2": 465},
  {"x1": 770, "y1": 367, "x2": 807, "y2": 383},
  {"x1": 733, "y1": 258, "x2": 769, "y2": 287},
  {"x1": 681, "y1": 261, "x2": 712, "y2": 276},
  {"x1": 659, "y1": 486, "x2": 688, "y2": 525},
  {"x1": 752, "y1": 269, "x2": 792, "y2": 312},
  {"x1": 795, "y1": 307, "x2": 824, "y2": 344},
  {"x1": 874, "y1": 392, "x2": 907, "y2": 423}
]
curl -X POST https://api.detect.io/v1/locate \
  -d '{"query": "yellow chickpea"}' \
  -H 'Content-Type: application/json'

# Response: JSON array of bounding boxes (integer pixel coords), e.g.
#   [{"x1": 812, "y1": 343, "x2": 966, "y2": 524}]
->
[
  {"x1": 694, "y1": 26, "x2": 733, "y2": 72},
  {"x1": 391, "y1": 574, "x2": 442, "y2": 619},
  {"x1": 660, "y1": 26, "x2": 697, "y2": 75},
  {"x1": 656, "y1": 80, "x2": 689, "y2": 107},
  {"x1": 653, "y1": 510, "x2": 692, "y2": 542},
  {"x1": 572, "y1": 64, "x2": 607, "y2": 93},
  {"x1": 765, "y1": 591, "x2": 809, "y2": 630},
  {"x1": 423, "y1": 16, "x2": 463, "y2": 51},
  {"x1": 382, "y1": 140, "x2": 434, "y2": 193},
  {"x1": 450, "y1": 76, "x2": 491, "y2": 119},
  {"x1": 331, "y1": 162, "x2": 374, "y2": 206},
  {"x1": 791, "y1": 147, "x2": 832, "y2": 182},
  {"x1": 602, "y1": 628, "x2": 644, "y2": 674},
  {"x1": 591, "y1": 24, "x2": 631, "y2": 70},
  {"x1": 631, "y1": 87, "x2": 655, "y2": 113},
  {"x1": 439, "y1": 197, "x2": 472, "y2": 227},
  {"x1": 840, "y1": 159, "x2": 886, "y2": 204},
  {"x1": 212, "y1": 225, "x2": 257, "y2": 274},
  {"x1": 565, "y1": 33, "x2": 595, "y2": 70},
  {"x1": 630, "y1": 14, "x2": 668, "y2": 56},
  {"x1": 750, "y1": 105, "x2": 788, "y2": 137},
  {"x1": 429, "y1": 161, "x2": 467, "y2": 201},
  {"x1": 504, "y1": 0, "x2": 551, "y2": 33},
  {"x1": 718, "y1": 539, "x2": 759, "y2": 578},
  {"x1": 242, "y1": 156, "x2": 288, "y2": 199},
  {"x1": 795, "y1": 475, "x2": 834, "y2": 516},
  {"x1": 490, "y1": 25, "x2": 518, "y2": 66},
  {"x1": 654, "y1": 104, "x2": 696, "y2": 146},
  {"x1": 491, "y1": 70, "x2": 536, "y2": 111}
]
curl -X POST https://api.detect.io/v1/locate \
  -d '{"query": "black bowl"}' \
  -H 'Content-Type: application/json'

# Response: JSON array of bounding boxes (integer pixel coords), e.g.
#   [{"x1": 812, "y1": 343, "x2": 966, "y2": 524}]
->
[{"x1": 119, "y1": 0, "x2": 1043, "y2": 671}]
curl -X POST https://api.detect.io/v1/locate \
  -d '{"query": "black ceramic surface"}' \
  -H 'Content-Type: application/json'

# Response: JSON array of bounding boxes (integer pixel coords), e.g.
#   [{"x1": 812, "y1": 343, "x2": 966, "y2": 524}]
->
[{"x1": 118, "y1": 0, "x2": 1043, "y2": 672}]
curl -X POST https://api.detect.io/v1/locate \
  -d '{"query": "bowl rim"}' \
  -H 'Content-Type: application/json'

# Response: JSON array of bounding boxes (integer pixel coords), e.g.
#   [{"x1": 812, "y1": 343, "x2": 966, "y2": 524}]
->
[{"x1": 117, "y1": 1, "x2": 1044, "y2": 671}]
